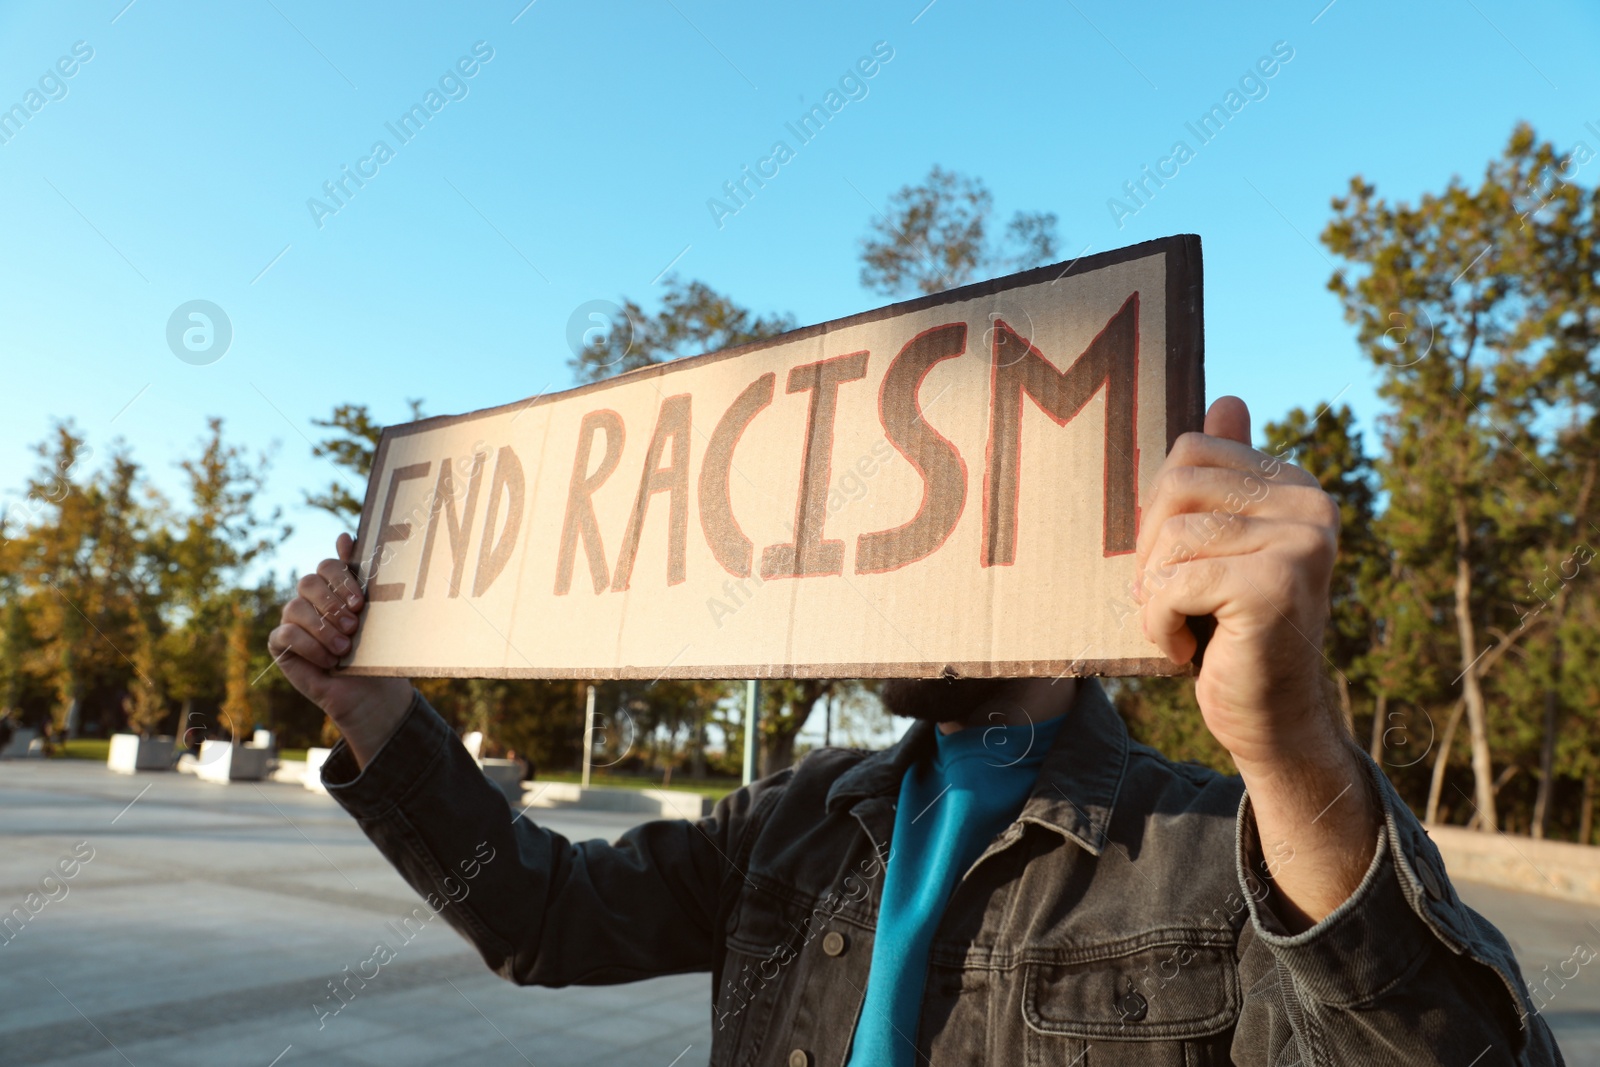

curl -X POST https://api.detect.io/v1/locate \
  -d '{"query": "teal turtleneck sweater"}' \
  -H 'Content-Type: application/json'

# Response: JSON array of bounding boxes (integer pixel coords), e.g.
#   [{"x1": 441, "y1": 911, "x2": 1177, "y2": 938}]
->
[{"x1": 845, "y1": 712, "x2": 1067, "y2": 1067}]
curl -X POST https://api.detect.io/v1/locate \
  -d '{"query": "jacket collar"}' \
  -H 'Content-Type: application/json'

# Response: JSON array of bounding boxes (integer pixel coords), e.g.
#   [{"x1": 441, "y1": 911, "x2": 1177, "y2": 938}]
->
[
  {"x1": 825, "y1": 717, "x2": 935, "y2": 814},
  {"x1": 1017, "y1": 678, "x2": 1128, "y2": 856},
  {"x1": 825, "y1": 678, "x2": 1129, "y2": 857}
]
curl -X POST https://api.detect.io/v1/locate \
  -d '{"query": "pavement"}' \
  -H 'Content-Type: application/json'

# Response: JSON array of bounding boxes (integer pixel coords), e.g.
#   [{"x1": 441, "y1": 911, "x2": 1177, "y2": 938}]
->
[{"x1": 1, "y1": 760, "x2": 1596, "y2": 1066}]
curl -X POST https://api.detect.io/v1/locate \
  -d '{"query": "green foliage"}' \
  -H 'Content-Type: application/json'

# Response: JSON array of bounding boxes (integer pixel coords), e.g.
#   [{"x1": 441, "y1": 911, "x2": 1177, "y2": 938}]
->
[
  {"x1": 1265, "y1": 405, "x2": 1381, "y2": 730},
  {"x1": 570, "y1": 277, "x2": 795, "y2": 385},
  {"x1": 758, "y1": 679, "x2": 880, "y2": 775},
  {"x1": 0, "y1": 418, "x2": 314, "y2": 746},
  {"x1": 122, "y1": 611, "x2": 167, "y2": 737},
  {"x1": 305, "y1": 400, "x2": 425, "y2": 520},
  {"x1": 1320, "y1": 121, "x2": 1600, "y2": 837},
  {"x1": 219, "y1": 600, "x2": 257, "y2": 743},
  {"x1": 1111, "y1": 676, "x2": 1234, "y2": 776},
  {"x1": 858, "y1": 166, "x2": 1060, "y2": 296}
]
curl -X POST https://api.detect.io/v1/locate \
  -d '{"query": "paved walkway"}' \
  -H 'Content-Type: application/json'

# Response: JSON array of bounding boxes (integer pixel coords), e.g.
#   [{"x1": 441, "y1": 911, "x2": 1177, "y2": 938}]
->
[
  {"x1": 1, "y1": 761, "x2": 706, "y2": 1067},
  {"x1": 1455, "y1": 880, "x2": 1600, "y2": 1062},
  {"x1": 1, "y1": 760, "x2": 1595, "y2": 1065}
]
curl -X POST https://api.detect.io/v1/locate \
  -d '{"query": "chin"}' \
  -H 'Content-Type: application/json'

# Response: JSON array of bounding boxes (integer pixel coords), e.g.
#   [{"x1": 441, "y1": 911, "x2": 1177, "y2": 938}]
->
[{"x1": 881, "y1": 677, "x2": 1014, "y2": 724}]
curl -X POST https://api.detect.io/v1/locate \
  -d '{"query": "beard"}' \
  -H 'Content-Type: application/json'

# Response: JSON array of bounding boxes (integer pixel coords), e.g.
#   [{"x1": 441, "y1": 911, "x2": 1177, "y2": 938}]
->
[{"x1": 880, "y1": 677, "x2": 1014, "y2": 724}]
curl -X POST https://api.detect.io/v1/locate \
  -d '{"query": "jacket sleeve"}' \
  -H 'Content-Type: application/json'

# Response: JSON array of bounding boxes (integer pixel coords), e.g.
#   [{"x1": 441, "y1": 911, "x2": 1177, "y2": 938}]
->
[
  {"x1": 322, "y1": 688, "x2": 781, "y2": 987},
  {"x1": 1230, "y1": 745, "x2": 1566, "y2": 1066}
]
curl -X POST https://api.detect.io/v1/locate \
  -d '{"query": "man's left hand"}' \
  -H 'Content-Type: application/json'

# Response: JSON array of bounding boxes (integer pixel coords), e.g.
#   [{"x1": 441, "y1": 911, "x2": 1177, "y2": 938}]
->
[{"x1": 1134, "y1": 395, "x2": 1379, "y2": 930}]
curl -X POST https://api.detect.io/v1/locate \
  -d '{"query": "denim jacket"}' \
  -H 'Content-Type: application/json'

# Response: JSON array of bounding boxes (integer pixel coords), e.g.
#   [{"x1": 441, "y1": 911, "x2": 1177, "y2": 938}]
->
[{"x1": 324, "y1": 680, "x2": 1564, "y2": 1066}]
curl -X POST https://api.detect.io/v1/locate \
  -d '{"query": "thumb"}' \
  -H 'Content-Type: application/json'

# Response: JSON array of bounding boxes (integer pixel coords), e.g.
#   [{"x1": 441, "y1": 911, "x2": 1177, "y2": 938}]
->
[{"x1": 1204, "y1": 395, "x2": 1251, "y2": 446}]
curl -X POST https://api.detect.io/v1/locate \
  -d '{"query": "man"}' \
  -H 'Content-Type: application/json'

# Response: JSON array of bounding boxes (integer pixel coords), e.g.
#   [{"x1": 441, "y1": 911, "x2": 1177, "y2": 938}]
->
[{"x1": 270, "y1": 397, "x2": 1564, "y2": 1065}]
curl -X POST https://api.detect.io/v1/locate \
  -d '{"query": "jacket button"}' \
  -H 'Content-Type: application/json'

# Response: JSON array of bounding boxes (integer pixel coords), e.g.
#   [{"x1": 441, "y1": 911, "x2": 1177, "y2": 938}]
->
[
  {"x1": 787, "y1": 1050, "x2": 812, "y2": 1067},
  {"x1": 822, "y1": 931, "x2": 848, "y2": 957},
  {"x1": 1116, "y1": 980, "x2": 1148, "y2": 1023}
]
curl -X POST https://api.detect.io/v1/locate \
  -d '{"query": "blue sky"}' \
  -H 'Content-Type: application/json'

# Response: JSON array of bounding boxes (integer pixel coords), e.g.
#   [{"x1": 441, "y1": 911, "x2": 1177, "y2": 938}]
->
[{"x1": 2, "y1": 0, "x2": 1597, "y2": 593}]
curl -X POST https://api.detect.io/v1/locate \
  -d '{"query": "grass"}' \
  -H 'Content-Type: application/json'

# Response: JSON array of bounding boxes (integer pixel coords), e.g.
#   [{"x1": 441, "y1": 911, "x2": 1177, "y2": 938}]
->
[
  {"x1": 56, "y1": 739, "x2": 313, "y2": 763},
  {"x1": 57, "y1": 738, "x2": 112, "y2": 761},
  {"x1": 534, "y1": 769, "x2": 740, "y2": 801},
  {"x1": 51, "y1": 740, "x2": 735, "y2": 801}
]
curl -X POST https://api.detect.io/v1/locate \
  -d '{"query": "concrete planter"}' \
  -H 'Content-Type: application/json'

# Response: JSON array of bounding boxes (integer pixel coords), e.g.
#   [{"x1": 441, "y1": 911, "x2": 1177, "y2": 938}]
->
[
  {"x1": 194, "y1": 741, "x2": 272, "y2": 783},
  {"x1": 1428, "y1": 823, "x2": 1600, "y2": 904},
  {"x1": 1, "y1": 727, "x2": 39, "y2": 758},
  {"x1": 107, "y1": 734, "x2": 174, "y2": 774},
  {"x1": 520, "y1": 781, "x2": 713, "y2": 818},
  {"x1": 304, "y1": 747, "x2": 333, "y2": 794},
  {"x1": 478, "y1": 758, "x2": 524, "y2": 801}
]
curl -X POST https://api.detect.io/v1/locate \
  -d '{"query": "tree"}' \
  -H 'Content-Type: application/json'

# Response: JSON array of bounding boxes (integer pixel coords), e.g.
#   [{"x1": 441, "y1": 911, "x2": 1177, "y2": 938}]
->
[
  {"x1": 122, "y1": 609, "x2": 169, "y2": 737},
  {"x1": 570, "y1": 277, "x2": 795, "y2": 384},
  {"x1": 819, "y1": 683, "x2": 894, "y2": 749},
  {"x1": 1323, "y1": 123, "x2": 1581, "y2": 831},
  {"x1": 219, "y1": 600, "x2": 257, "y2": 744},
  {"x1": 0, "y1": 524, "x2": 32, "y2": 722},
  {"x1": 1510, "y1": 146, "x2": 1600, "y2": 839},
  {"x1": 305, "y1": 400, "x2": 425, "y2": 520},
  {"x1": 760, "y1": 679, "x2": 853, "y2": 774},
  {"x1": 859, "y1": 166, "x2": 1060, "y2": 296},
  {"x1": 16, "y1": 426, "x2": 155, "y2": 738},
  {"x1": 159, "y1": 418, "x2": 290, "y2": 742}
]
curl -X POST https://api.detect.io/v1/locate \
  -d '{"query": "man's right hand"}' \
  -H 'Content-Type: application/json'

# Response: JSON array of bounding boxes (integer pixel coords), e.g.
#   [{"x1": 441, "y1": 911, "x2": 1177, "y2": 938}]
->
[{"x1": 268, "y1": 532, "x2": 414, "y2": 769}]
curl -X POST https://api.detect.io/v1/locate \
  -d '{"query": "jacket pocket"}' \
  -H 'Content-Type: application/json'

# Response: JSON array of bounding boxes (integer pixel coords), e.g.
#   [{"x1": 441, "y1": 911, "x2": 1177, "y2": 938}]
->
[{"x1": 1021, "y1": 938, "x2": 1239, "y2": 1066}]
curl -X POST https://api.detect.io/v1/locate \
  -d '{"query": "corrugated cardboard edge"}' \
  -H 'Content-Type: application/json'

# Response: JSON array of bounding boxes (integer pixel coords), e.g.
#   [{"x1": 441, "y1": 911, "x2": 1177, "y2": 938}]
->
[
  {"x1": 340, "y1": 656, "x2": 1181, "y2": 681},
  {"x1": 344, "y1": 234, "x2": 1205, "y2": 680}
]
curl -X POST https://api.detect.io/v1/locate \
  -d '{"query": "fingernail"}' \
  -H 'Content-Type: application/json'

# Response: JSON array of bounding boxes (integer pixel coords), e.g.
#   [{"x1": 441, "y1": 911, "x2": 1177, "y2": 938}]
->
[
  {"x1": 338, "y1": 613, "x2": 357, "y2": 633},
  {"x1": 346, "y1": 592, "x2": 362, "y2": 609},
  {"x1": 333, "y1": 634, "x2": 350, "y2": 653}
]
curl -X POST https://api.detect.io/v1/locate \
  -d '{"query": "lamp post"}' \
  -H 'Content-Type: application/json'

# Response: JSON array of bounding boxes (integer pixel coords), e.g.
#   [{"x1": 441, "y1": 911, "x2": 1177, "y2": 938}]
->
[
  {"x1": 742, "y1": 680, "x2": 759, "y2": 786},
  {"x1": 581, "y1": 684, "x2": 596, "y2": 788}
]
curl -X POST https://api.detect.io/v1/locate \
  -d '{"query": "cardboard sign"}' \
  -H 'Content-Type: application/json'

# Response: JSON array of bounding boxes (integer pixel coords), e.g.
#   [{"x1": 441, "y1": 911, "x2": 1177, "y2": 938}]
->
[{"x1": 343, "y1": 234, "x2": 1203, "y2": 680}]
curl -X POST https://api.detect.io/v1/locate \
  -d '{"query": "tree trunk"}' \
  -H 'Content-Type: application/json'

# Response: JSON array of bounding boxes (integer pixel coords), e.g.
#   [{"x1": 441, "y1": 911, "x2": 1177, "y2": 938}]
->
[
  {"x1": 1334, "y1": 671, "x2": 1354, "y2": 737},
  {"x1": 1452, "y1": 498, "x2": 1497, "y2": 831},
  {"x1": 760, "y1": 681, "x2": 830, "y2": 773},
  {"x1": 764, "y1": 714, "x2": 796, "y2": 775},
  {"x1": 1466, "y1": 764, "x2": 1520, "y2": 831},
  {"x1": 1580, "y1": 772, "x2": 1595, "y2": 846},
  {"x1": 1532, "y1": 640, "x2": 1561, "y2": 839},
  {"x1": 1368, "y1": 689, "x2": 1389, "y2": 763},
  {"x1": 689, "y1": 711, "x2": 706, "y2": 779},
  {"x1": 179, "y1": 697, "x2": 196, "y2": 747},
  {"x1": 1534, "y1": 460, "x2": 1591, "y2": 840},
  {"x1": 1368, "y1": 556, "x2": 1403, "y2": 762},
  {"x1": 1426, "y1": 698, "x2": 1467, "y2": 824},
  {"x1": 64, "y1": 689, "x2": 83, "y2": 740}
]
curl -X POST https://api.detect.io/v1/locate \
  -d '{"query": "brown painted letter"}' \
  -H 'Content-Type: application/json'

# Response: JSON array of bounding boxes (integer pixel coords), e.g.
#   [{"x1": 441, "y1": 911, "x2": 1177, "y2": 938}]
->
[
  {"x1": 982, "y1": 293, "x2": 1139, "y2": 565},
  {"x1": 760, "y1": 351, "x2": 870, "y2": 579},
  {"x1": 699, "y1": 373, "x2": 775, "y2": 578},
  {"x1": 414, "y1": 451, "x2": 486, "y2": 598},
  {"x1": 555, "y1": 410, "x2": 625, "y2": 595},
  {"x1": 472, "y1": 446, "x2": 524, "y2": 597},
  {"x1": 856, "y1": 323, "x2": 969, "y2": 573},
  {"x1": 611, "y1": 394, "x2": 692, "y2": 591},
  {"x1": 368, "y1": 462, "x2": 431, "y2": 601}
]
